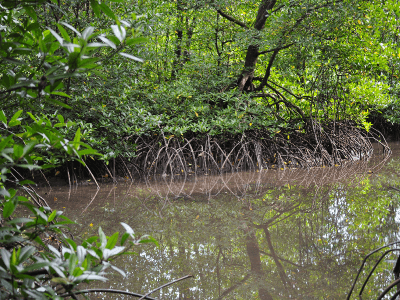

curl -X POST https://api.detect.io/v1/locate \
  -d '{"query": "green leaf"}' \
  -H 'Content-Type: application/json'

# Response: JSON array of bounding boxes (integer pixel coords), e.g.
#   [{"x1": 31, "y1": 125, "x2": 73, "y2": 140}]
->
[
  {"x1": 99, "y1": 2, "x2": 117, "y2": 21},
  {"x1": 65, "y1": 238, "x2": 77, "y2": 251},
  {"x1": 74, "y1": 128, "x2": 81, "y2": 145},
  {"x1": 0, "y1": 249, "x2": 11, "y2": 269},
  {"x1": 125, "y1": 37, "x2": 147, "y2": 46},
  {"x1": 48, "y1": 28, "x2": 64, "y2": 45},
  {"x1": 23, "y1": 262, "x2": 51, "y2": 272},
  {"x1": 56, "y1": 23, "x2": 71, "y2": 43},
  {"x1": 119, "y1": 52, "x2": 143, "y2": 62},
  {"x1": 26, "y1": 112, "x2": 37, "y2": 122},
  {"x1": 106, "y1": 232, "x2": 119, "y2": 249},
  {"x1": 9, "y1": 110, "x2": 23, "y2": 126},
  {"x1": 90, "y1": 0, "x2": 101, "y2": 17},
  {"x1": 57, "y1": 114, "x2": 64, "y2": 123},
  {"x1": 78, "y1": 148, "x2": 99, "y2": 156},
  {"x1": 0, "y1": 110, "x2": 7, "y2": 124},
  {"x1": 59, "y1": 22, "x2": 81, "y2": 38},
  {"x1": 3, "y1": 201, "x2": 15, "y2": 219},
  {"x1": 98, "y1": 36, "x2": 116, "y2": 49},
  {"x1": 22, "y1": 142, "x2": 36, "y2": 158},
  {"x1": 0, "y1": 135, "x2": 13, "y2": 152},
  {"x1": 13, "y1": 144, "x2": 23, "y2": 160},
  {"x1": 19, "y1": 246, "x2": 36, "y2": 264},
  {"x1": 47, "y1": 210, "x2": 57, "y2": 222},
  {"x1": 98, "y1": 227, "x2": 107, "y2": 250},
  {"x1": 138, "y1": 235, "x2": 159, "y2": 247},
  {"x1": 50, "y1": 91, "x2": 71, "y2": 98},
  {"x1": 45, "y1": 98, "x2": 72, "y2": 109},
  {"x1": 120, "y1": 232, "x2": 129, "y2": 245},
  {"x1": 23, "y1": 6, "x2": 37, "y2": 22}
]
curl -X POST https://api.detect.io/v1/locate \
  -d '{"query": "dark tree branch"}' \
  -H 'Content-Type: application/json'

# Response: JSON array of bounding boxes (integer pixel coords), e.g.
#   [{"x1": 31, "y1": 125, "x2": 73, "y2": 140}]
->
[
  {"x1": 216, "y1": 10, "x2": 248, "y2": 29},
  {"x1": 268, "y1": 80, "x2": 301, "y2": 99},
  {"x1": 254, "y1": 0, "x2": 277, "y2": 30},
  {"x1": 256, "y1": 50, "x2": 279, "y2": 91},
  {"x1": 258, "y1": 43, "x2": 295, "y2": 55},
  {"x1": 138, "y1": 275, "x2": 193, "y2": 300},
  {"x1": 60, "y1": 289, "x2": 156, "y2": 299},
  {"x1": 265, "y1": 83, "x2": 307, "y2": 121}
]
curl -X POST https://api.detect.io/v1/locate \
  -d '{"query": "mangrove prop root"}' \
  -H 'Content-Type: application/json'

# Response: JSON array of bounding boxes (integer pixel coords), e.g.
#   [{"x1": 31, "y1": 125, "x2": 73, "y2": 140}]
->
[{"x1": 121, "y1": 122, "x2": 390, "y2": 178}]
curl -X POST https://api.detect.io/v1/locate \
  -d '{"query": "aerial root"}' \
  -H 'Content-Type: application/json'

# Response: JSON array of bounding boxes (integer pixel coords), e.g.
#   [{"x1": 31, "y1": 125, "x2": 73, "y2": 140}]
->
[{"x1": 121, "y1": 122, "x2": 389, "y2": 178}]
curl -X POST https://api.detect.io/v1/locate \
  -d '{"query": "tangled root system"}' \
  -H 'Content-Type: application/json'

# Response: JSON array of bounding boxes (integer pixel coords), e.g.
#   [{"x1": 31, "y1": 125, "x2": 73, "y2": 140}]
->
[{"x1": 121, "y1": 121, "x2": 390, "y2": 178}]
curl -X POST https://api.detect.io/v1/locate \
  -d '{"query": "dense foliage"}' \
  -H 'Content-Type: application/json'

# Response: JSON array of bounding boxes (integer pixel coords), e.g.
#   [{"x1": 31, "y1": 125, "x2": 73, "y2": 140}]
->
[
  {"x1": 1, "y1": 0, "x2": 400, "y2": 298},
  {"x1": 0, "y1": 1, "x2": 157, "y2": 298},
  {"x1": 1, "y1": 0, "x2": 399, "y2": 160}
]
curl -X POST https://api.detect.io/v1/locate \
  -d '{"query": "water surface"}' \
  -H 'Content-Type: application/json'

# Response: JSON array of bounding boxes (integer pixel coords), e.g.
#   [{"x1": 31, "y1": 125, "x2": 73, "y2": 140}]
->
[{"x1": 42, "y1": 142, "x2": 400, "y2": 299}]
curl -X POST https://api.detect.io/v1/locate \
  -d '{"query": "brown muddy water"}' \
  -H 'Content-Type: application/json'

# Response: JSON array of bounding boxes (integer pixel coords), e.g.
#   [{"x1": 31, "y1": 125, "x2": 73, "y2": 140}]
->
[{"x1": 37, "y1": 142, "x2": 400, "y2": 299}]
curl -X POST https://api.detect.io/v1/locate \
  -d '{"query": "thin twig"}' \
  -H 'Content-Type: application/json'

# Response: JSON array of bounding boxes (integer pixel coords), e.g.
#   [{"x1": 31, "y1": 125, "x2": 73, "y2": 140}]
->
[
  {"x1": 138, "y1": 275, "x2": 193, "y2": 300},
  {"x1": 60, "y1": 289, "x2": 156, "y2": 300}
]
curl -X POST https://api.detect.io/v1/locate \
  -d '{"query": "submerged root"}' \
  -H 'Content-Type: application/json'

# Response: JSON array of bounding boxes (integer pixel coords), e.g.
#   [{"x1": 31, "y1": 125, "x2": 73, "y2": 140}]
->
[{"x1": 124, "y1": 122, "x2": 390, "y2": 178}]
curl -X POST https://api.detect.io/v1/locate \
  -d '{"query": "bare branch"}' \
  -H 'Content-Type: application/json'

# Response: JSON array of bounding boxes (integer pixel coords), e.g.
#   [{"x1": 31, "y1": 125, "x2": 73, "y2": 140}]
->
[{"x1": 138, "y1": 275, "x2": 193, "y2": 300}]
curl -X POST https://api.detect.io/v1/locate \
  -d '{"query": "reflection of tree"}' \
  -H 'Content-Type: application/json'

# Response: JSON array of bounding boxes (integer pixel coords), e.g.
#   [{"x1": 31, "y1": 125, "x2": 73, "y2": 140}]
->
[
  {"x1": 48, "y1": 150, "x2": 400, "y2": 299},
  {"x1": 244, "y1": 221, "x2": 274, "y2": 300}
]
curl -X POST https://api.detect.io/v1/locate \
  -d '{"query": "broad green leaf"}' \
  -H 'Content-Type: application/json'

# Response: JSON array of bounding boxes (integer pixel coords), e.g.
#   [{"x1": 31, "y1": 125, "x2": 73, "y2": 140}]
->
[
  {"x1": 111, "y1": 25, "x2": 126, "y2": 42},
  {"x1": 98, "y1": 36, "x2": 116, "y2": 49},
  {"x1": 0, "y1": 111, "x2": 6, "y2": 124},
  {"x1": 22, "y1": 142, "x2": 36, "y2": 157},
  {"x1": 0, "y1": 135, "x2": 13, "y2": 152},
  {"x1": 0, "y1": 249, "x2": 11, "y2": 269},
  {"x1": 99, "y1": 2, "x2": 117, "y2": 21},
  {"x1": 75, "y1": 274, "x2": 107, "y2": 282},
  {"x1": 23, "y1": 262, "x2": 51, "y2": 272},
  {"x1": 90, "y1": 0, "x2": 101, "y2": 17},
  {"x1": 3, "y1": 201, "x2": 15, "y2": 219},
  {"x1": 119, "y1": 52, "x2": 143, "y2": 62},
  {"x1": 23, "y1": 6, "x2": 37, "y2": 22},
  {"x1": 106, "y1": 232, "x2": 119, "y2": 249},
  {"x1": 2, "y1": 58, "x2": 27, "y2": 65},
  {"x1": 19, "y1": 246, "x2": 36, "y2": 263},
  {"x1": 120, "y1": 233, "x2": 130, "y2": 245},
  {"x1": 45, "y1": 98, "x2": 72, "y2": 109},
  {"x1": 110, "y1": 265, "x2": 126, "y2": 277},
  {"x1": 50, "y1": 91, "x2": 71, "y2": 98},
  {"x1": 66, "y1": 238, "x2": 77, "y2": 251},
  {"x1": 56, "y1": 23, "x2": 71, "y2": 42},
  {"x1": 47, "y1": 210, "x2": 57, "y2": 222},
  {"x1": 78, "y1": 148, "x2": 99, "y2": 156},
  {"x1": 125, "y1": 37, "x2": 147, "y2": 46},
  {"x1": 48, "y1": 28, "x2": 64, "y2": 45},
  {"x1": 59, "y1": 22, "x2": 81, "y2": 37},
  {"x1": 57, "y1": 114, "x2": 64, "y2": 123},
  {"x1": 82, "y1": 27, "x2": 95, "y2": 40},
  {"x1": 9, "y1": 110, "x2": 23, "y2": 125},
  {"x1": 120, "y1": 222, "x2": 134, "y2": 235},
  {"x1": 73, "y1": 128, "x2": 81, "y2": 145},
  {"x1": 13, "y1": 144, "x2": 23, "y2": 160},
  {"x1": 98, "y1": 227, "x2": 107, "y2": 250}
]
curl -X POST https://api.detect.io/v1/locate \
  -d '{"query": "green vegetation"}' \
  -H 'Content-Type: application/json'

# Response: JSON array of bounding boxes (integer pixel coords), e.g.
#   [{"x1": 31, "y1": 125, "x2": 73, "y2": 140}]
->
[
  {"x1": 1, "y1": 0, "x2": 399, "y2": 163},
  {"x1": 1, "y1": 0, "x2": 400, "y2": 298},
  {"x1": 0, "y1": 110, "x2": 158, "y2": 298}
]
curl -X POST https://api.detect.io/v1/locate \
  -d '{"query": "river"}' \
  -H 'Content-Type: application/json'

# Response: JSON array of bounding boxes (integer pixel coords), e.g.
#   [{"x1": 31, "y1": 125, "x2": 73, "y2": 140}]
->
[{"x1": 40, "y1": 142, "x2": 400, "y2": 299}]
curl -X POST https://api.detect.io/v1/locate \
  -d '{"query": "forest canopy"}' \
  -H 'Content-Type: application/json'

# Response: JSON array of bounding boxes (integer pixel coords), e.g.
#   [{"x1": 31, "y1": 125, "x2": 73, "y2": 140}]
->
[{"x1": 0, "y1": 0, "x2": 398, "y2": 173}]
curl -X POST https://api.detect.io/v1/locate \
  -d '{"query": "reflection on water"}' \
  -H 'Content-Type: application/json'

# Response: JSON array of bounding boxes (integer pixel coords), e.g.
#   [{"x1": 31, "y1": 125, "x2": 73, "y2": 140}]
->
[{"x1": 41, "y1": 142, "x2": 400, "y2": 299}]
